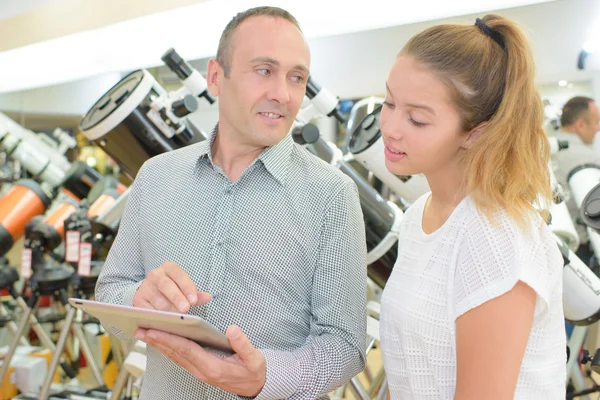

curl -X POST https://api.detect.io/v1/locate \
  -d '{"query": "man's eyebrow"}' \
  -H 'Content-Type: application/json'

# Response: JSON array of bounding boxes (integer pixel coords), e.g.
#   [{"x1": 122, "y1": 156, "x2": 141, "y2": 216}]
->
[
  {"x1": 250, "y1": 57, "x2": 309, "y2": 74},
  {"x1": 250, "y1": 57, "x2": 279, "y2": 65}
]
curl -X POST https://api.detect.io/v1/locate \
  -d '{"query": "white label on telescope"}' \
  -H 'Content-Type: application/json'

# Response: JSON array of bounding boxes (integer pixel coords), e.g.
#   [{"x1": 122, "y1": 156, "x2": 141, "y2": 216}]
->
[
  {"x1": 21, "y1": 248, "x2": 32, "y2": 279},
  {"x1": 66, "y1": 231, "x2": 80, "y2": 262},
  {"x1": 78, "y1": 243, "x2": 92, "y2": 277}
]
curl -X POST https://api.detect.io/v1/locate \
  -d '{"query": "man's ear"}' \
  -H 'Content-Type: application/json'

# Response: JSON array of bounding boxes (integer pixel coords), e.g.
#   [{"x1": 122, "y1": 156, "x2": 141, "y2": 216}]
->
[
  {"x1": 462, "y1": 123, "x2": 486, "y2": 149},
  {"x1": 206, "y1": 58, "x2": 222, "y2": 97},
  {"x1": 573, "y1": 117, "x2": 587, "y2": 135}
]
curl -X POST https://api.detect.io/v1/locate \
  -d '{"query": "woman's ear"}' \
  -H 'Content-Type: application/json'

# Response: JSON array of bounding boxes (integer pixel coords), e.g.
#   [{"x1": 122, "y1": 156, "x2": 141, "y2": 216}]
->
[{"x1": 462, "y1": 123, "x2": 486, "y2": 149}]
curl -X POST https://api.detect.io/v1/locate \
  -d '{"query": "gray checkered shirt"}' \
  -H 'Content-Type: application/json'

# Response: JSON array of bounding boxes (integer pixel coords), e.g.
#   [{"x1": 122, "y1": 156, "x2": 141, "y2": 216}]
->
[{"x1": 95, "y1": 127, "x2": 367, "y2": 399}]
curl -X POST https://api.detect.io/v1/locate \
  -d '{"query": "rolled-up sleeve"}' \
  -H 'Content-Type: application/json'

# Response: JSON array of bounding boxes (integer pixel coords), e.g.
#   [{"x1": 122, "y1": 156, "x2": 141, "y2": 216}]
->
[{"x1": 255, "y1": 180, "x2": 367, "y2": 399}]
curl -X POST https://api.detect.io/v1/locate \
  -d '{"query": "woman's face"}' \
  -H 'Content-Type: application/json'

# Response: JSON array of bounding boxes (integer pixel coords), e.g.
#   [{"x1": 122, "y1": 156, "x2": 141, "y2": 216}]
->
[{"x1": 380, "y1": 55, "x2": 469, "y2": 177}]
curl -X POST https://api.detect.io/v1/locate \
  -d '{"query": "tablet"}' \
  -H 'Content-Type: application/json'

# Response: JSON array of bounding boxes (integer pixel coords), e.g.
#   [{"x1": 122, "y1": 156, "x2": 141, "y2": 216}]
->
[{"x1": 68, "y1": 298, "x2": 233, "y2": 354}]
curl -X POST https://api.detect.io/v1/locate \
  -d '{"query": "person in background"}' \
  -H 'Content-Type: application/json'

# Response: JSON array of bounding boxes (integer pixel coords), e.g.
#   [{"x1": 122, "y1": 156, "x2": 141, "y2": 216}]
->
[
  {"x1": 553, "y1": 97, "x2": 600, "y2": 266},
  {"x1": 558, "y1": 96, "x2": 600, "y2": 147},
  {"x1": 378, "y1": 14, "x2": 566, "y2": 399}
]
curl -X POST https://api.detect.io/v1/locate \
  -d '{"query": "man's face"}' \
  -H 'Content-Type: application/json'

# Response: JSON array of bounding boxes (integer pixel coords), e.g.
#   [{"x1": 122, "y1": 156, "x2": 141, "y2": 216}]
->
[{"x1": 208, "y1": 16, "x2": 310, "y2": 148}]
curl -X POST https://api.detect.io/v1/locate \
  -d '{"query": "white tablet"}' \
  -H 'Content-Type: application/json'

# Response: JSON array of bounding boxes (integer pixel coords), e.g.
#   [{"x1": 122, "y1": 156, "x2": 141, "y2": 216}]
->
[{"x1": 69, "y1": 298, "x2": 233, "y2": 354}]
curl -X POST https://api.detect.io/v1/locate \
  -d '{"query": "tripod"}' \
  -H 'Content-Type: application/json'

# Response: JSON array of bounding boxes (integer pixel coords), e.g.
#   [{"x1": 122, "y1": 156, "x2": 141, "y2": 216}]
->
[
  {"x1": 38, "y1": 261, "x2": 107, "y2": 400},
  {"x1": 0, "y1": 260, "x2": 77, "y2": 387},
  {"x1": 0, "y1": 261, "x2": 30, "y2": 347}
]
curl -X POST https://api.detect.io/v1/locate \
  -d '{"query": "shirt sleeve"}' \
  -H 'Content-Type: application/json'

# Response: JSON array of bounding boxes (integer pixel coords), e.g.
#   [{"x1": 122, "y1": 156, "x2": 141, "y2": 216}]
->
[
  {"x1": 453, "y1": 208, "x2": 558, "y2": 321},
  {"x1": 254, "y1": 180, "x2": 368, "y2": 400},
  {"x1": 94, "y1": 163, "x2": 148, "y2": 339}
]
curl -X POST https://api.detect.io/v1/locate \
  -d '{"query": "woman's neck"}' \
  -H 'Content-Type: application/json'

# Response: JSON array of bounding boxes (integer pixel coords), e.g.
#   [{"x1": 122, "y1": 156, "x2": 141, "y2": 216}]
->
[
  {"x1": 425, "y1": 163, "x2": 466, "y2": 209},
  {"x1": 421, "y1": 163, "x2": 466, "y2": 234}
]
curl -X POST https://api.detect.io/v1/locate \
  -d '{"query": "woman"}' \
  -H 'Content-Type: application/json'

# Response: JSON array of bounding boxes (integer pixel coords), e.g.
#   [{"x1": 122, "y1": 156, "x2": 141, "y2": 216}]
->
[{"x1": 379, "y1": 14, "x2": 566, "y2": 399}]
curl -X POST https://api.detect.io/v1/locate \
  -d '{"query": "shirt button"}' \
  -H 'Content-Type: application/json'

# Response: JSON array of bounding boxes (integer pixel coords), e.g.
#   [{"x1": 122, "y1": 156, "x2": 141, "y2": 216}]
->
[
  {"x1": 225, "y1": 189, "x2": 232, "y2": 195},
  {"x1": 216, "y1": 241, "x2": 223, "y2": 247}
]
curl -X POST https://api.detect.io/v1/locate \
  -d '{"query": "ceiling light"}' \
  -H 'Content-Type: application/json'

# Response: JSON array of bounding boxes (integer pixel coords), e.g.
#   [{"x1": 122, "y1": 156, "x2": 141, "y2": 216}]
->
[
  {"x1": 583, "y1": 39, "x2": 597, "y2": 55},
  {"x1": 558, "y1": 80, "x2": 568, "y2": 87}
]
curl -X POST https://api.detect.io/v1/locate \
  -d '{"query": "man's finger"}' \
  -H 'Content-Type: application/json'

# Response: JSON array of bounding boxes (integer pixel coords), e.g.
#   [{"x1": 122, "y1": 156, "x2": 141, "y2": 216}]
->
[
  {"x1": 145, "y1": 330, "x2": 224, "y2": 379},
  {"x1": 146, "y1": 291, "x2": 179, "y2": 312},
  {"x1": 134, "y1": 328, "x2": 148, "y2": 341},
  {"x1": 196, "y1": 292, "x2": 213, "y2": 306},
  {"x1": 226, "y1": 325, "x2": 257, "y2": 364},
  {"x1": 163, "y1": 262, "x2": 199, "y2": 305},
  {"x1": 148, "y1": 338, "x2": 209, "y2": 382},
  {"x1": 134, "y1": 297, "x2": 154, "y2": 310},
  {"x1": 155, "y1": 276, "x2": 192, "y2": 313}
]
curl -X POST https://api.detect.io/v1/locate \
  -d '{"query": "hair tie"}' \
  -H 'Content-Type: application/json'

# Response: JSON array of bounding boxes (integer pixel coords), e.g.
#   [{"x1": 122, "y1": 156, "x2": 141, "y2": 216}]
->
[{"x1": 475, "y1": 18, "x2": 506, "y2": 51}]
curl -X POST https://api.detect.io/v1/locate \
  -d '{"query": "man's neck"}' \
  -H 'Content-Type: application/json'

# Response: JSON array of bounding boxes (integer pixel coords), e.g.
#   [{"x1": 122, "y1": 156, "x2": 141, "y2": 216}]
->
[
  {"x1": 560, "y1": 127, "x2": 578, "y2": 136},
  {"x1": 559, "y1": 128, "x2": 588, "y2": 145},
  {"x1": 211, "y1": 128, "x2": 266, "y2": 182}
]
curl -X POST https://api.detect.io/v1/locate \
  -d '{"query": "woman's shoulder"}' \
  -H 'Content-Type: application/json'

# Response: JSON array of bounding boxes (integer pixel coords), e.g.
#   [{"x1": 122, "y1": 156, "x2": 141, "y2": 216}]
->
[{"x1": 460, "y1": 197, "x2": 562, "y2": 268}]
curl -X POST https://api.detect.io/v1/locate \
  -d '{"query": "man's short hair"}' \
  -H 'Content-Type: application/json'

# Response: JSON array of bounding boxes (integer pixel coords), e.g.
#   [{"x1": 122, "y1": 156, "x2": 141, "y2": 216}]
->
[
  {"x1": 561, "y1": 96, "x2": 594, "y2": 127},
  {"x1": 216, "y1": 7, "x2": 302, "y2": 78}
]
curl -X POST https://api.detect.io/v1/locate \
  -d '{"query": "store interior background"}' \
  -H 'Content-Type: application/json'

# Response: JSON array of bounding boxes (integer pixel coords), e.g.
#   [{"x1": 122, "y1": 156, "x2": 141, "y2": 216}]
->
[
  {"x1": 1, "y1": 0, "x2": 598, "y2": 161},
  {"x1": 0, "y1": 0, "x2": 598, "y2": 397}
]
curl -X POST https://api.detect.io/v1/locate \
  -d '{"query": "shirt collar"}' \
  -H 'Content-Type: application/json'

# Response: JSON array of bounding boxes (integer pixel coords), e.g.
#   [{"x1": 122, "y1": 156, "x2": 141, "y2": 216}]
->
[{"x1": 197, "y1": 123, "x2": 293, "y2": 185}]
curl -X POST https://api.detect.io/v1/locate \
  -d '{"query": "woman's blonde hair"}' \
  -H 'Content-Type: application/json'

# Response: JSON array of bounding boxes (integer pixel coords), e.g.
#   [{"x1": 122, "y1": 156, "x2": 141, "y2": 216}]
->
[{"x1": 401, "y1": 14, "x2": 551, "y2": 227}]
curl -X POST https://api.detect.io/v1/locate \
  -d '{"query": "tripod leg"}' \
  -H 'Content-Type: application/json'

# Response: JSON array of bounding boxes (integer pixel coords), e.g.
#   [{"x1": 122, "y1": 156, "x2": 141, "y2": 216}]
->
[
  {"x1": 0, "y1": 302, "x2": 29, "y2": 346},
  {"x1": 38, "y1": 304, "x2": 77, "y2": 400},
  {"x1": 124, "y1": 374, "x2": 134, "y2": 400},
  {"x1": 375, "y1": 376, "x2": 389, "y2": 400},
  {"x1": 108, "y1": 333, "x2": 125, "y2": 367},
  {"x1": 0, "y1": 294, "x2": 39, "y2": 386},
  {"x1": 368, "y1": 367, "x2": 387, "y2": 397},
  {"x1": 16, "y1": 294, "x2": 77, "y2": 379},
  {"x1": 566, "y1": 326, "x2": 590, "y2": 400},
  {"x1": 110, "y1": 367, "x2": 130, "y2": 400},
  {"x1": 73, "y1": 319, "x2": 103, "y2": 385},
  {"x1": 15, "y1": 296, "x2": 55, "y2": 350},
  {"x1": 567, "y1": 326, "x2": 587, "y2": 383},
  {"x1": 348, "y1": 376, "x2": 371, "y2": 400}
]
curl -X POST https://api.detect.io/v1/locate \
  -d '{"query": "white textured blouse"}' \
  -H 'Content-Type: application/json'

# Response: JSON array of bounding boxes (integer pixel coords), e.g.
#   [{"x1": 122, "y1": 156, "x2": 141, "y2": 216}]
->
[{"x1": 380, "y1": 194, "x2": 566, "y2": 399}]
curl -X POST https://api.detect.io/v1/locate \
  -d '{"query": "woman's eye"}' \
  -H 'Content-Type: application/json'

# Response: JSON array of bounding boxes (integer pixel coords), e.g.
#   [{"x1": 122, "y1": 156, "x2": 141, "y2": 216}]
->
[{"x1": 410, "y1": 117, "x2": 427, "y2": 128}]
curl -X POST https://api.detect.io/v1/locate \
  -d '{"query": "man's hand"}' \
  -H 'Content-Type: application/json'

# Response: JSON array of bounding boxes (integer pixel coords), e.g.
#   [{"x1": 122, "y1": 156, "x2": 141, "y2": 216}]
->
[
  {"x1": 135, "y1": 325, "x2": 267, "y2": 397},
  {"x1": 133, "y1": 261, "x2": 212, "y2": 313}
]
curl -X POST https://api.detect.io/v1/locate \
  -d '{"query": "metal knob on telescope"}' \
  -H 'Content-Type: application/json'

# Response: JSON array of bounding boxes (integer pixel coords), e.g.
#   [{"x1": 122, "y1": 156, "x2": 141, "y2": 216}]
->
[
  {"x1": 581, "y1": 183, "x2": 600, "y2": 230},
  {"x1": 161, "y1": 48, "x2": 194, "y2": 81},
  {"x1": 328, "y1": 108, "x2": 346, "y2": 124},
  {"x1": 172, "y1": 95, "x2": 199, "y2": 118},
  {"x1": 201, "y1": 91, "x2": 216, "y2": 104},
  {"x1": 292, "y1": 124, "x2": 320, "y2": 145},
  {"x1": 558, "y1": 139, "x2": 569, "y2": 151}
]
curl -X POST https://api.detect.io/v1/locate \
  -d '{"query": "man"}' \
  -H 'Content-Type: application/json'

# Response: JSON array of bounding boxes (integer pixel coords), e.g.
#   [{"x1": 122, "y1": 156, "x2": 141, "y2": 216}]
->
[
  {"x1": 557, "y1": 96, "x2": 600, "y2": 147},
  {"x1": 95, "y1": 6, "x2": 367, "y2": 400},
  {"x1": 553, "y1": 96, "x2": 600, "y2": 266}
]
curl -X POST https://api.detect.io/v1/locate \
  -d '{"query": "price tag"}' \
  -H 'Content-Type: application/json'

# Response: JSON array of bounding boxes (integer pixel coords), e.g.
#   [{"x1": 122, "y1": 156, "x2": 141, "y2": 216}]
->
[
  {"x1": 21, "y1": 248, "x2": 32, "y2": 279},
  {"x1": 65, "y1": 230, "x2": 81, "y2": 262},
  {"x1": 78, "y1": 243, "x2": 92, "y2": 277}
]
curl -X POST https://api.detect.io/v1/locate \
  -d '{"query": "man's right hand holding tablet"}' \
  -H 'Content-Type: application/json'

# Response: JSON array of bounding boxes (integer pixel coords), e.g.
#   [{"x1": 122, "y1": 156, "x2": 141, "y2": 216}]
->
[{"x1": 132, "y1": 261, "x2": 212, "y2": 313}]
